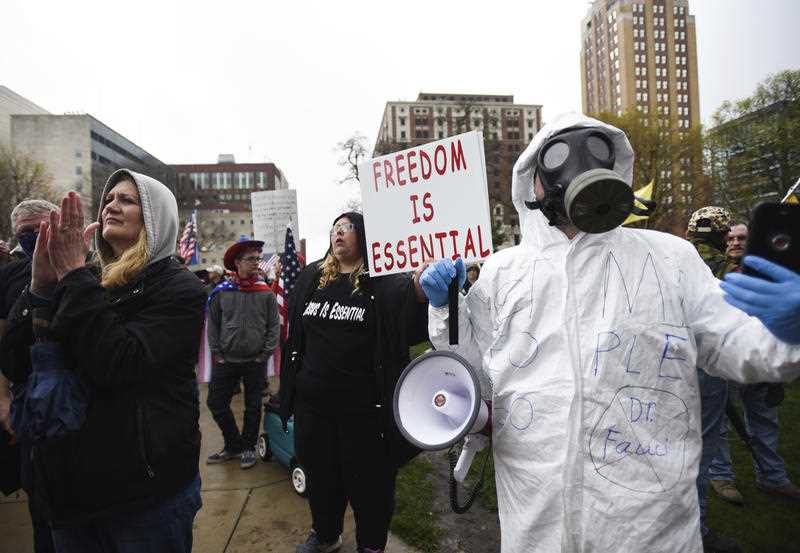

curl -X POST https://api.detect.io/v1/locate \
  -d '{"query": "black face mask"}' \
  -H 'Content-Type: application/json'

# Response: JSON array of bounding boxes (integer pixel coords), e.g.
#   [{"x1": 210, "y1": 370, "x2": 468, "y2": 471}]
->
[
  {"x1": 16, "y1": 230, "x2": 38, "y2": 258},
  {"x1": 525, "y1": 127, "x2": 651, "y2": 234}
]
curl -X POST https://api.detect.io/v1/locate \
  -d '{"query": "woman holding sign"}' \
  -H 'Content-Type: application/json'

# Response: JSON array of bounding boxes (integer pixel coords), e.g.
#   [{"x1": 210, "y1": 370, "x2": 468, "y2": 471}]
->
[{"x1": 280, "y1": 212, "x2": 428, "y2": 553}]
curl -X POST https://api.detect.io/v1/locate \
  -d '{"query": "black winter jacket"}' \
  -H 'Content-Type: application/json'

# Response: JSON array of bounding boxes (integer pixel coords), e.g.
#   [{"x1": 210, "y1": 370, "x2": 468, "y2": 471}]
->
[
  {"x1": 279, "y1": 261, "x2": 429, "y2": 468},
  {"x1": 0, "y1": 258, "x2": 206, "y2": 525}
]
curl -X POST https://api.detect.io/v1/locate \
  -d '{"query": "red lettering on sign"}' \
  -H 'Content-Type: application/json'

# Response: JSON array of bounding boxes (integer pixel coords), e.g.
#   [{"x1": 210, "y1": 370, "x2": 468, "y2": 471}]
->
[
  {"x1": 419, "y1": 233, "x2": 434, "y2": 261},
  {"x1": 409, "y1": 194, "x2": 421, "y2": 224},
  {"x1": 434, "y1": 145, "x2": 447, "y2": 176},
  {"x1": 408, "y1": 235, "x2": 419, "y2": 268},
  {"x1": 395, "y1": 154, "x2": 407, "y2": 186},
  {"x1": 420, "y1": 150, "x2": 432, "y2": 180},
  {"x1": 371, "y1": 242, "x2": 382, "y2": 274},
  {"x1": 397, "y1": 240, "x2": 407, "y2": 269},
  {"x1": 383, "y1": 160, "x2": 395, "y2": 186},
  {"x1": 449, "y1": 230, "x2": 460, "y2": 259},
  {"x1": 478, "y1": 225, "x2": 491, "y2": 257},
  {"x1": 451, "y1": 139, "x2": 467, "y2": 172},
  {"x1": 383, "y1": 242, "x2": 394, "y2": 271},
  {"x1": 372, "y1": 162, "x2": 382, "y2": 192},
  {"x1": 422, "y1": 192, "x2": 434, "y2": 222},
  {"x1": 407, "y1": 151, "x2": 419, "y2": 183},
  {"x1": 434, "y1": 232, "x2": 448, "y2": 258},
  {"x1": 464, "y1": 228, "x2": 477, "y2": 258}
]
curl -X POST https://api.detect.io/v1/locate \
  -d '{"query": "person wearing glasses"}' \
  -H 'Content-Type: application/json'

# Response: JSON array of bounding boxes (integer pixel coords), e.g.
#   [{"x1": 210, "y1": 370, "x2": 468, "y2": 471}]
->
[
  {"x1": 280, "y1": 212, "x2": 428, "y2": 553},
  {"x1": 206, "y1": 239, "x2": 280, "y2": 469}
]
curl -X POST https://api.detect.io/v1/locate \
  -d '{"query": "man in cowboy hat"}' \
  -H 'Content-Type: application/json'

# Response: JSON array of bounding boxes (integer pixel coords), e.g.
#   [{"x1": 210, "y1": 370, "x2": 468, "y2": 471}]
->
[{"x1": 206, "y1": 239, "x2": 279, "y2": 469}]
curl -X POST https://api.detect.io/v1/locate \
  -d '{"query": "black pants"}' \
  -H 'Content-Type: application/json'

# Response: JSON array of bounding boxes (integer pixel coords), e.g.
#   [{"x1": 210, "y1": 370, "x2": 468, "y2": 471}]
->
[
  {"x1": 207, "y1": 361, "x2": 264, "y2": 451},
  {"x1": 294, "y1": 401, "x2": 397, "y2": 550},
  {"x1": 20, "y1": 440, "x2": 55, "y2": 553}
]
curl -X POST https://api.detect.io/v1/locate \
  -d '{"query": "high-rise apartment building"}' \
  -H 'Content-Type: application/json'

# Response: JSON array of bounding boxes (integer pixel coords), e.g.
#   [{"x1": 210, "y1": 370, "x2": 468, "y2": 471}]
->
[
  {"x1": 375, "y1": 92, "x2": 543, "y2": 246},
  {"x1": 581, "y1": 0, "x2": 699, "y2": 130}
]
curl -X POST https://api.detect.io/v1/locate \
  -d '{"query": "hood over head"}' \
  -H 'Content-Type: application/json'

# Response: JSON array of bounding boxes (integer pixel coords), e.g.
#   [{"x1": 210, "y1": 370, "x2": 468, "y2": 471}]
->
[
  {"x1": 511, "y1": 112, "x2": 635, "y2": 245},
  {"x1": 95, "y1": 169, "x2": 179, "y2": 265}
]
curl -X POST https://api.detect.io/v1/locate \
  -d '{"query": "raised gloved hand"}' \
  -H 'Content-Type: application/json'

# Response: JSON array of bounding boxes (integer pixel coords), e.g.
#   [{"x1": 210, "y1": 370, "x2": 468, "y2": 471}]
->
[
  {"x1": 419, "y1": 257, "x2": 466, "y2": 307},
  {"x1": 720, "y1": 255, "x2": 800, "y2": 345}
]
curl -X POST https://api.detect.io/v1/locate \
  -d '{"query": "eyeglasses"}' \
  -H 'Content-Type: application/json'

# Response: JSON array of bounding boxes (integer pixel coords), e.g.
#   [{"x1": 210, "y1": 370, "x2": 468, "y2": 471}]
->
[
  {"x1": 330, "y1": 222, "x2": 356, "y2": 236},
  {"x1": 239, "y1": 256, "x2": 261, "y2": 263}
]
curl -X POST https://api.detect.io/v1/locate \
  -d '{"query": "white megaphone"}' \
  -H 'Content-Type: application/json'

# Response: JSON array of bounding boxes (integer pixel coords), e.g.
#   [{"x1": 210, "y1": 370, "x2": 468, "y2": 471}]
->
[{"x1": 393, "y1": 350, "x2": 490, "y2": 482}]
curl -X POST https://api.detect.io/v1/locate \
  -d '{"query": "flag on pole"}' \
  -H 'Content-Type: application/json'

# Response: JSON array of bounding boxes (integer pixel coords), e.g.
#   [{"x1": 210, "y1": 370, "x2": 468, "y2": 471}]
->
[
  {"x1": 276, "y1": 226, "x2": 301, "y2": 343},
  {"x1": 178, "y1": 210, "x2": 199, "y2": 264},
  {"x1": 782, "y1": 178, "x2": 799, "y2": 204},
  {"x1": 623, "y1": 179, "x2": 655, "y2": 226}
]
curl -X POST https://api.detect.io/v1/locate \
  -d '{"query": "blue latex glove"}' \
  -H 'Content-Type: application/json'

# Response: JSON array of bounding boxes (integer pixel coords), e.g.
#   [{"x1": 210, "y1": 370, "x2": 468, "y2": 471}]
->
[
  {"x1": 720, "y1": 255, "x2": 800, "y2": 345},
  {"x1": 420, "y1": 257, "x2": 466, "y2": 307}
]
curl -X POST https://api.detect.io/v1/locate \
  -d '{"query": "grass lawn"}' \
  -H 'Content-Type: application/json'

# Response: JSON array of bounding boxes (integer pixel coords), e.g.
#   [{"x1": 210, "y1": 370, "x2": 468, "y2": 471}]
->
[
  {"x1": 396, "y1": 343, "x2": 800, "y2": 552},
  {"x1": 705, "y1": 381, "x2": 800, "y2": 553}
]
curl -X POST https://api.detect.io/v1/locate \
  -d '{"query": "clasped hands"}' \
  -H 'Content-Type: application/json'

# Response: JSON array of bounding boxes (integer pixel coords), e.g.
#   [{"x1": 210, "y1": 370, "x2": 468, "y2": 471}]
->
[{"x1": 31, "y1": 192, "x2": 99, "y2": 295}]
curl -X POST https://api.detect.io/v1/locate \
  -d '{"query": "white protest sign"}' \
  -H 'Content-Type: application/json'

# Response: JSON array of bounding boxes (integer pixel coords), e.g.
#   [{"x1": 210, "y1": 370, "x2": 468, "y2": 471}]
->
[
  {"x1": 358, "y1": 130, "x2": 493, "y2": 276},
  {"x1": 251, "y1": 189, "x2": 299, "y2": 253}
]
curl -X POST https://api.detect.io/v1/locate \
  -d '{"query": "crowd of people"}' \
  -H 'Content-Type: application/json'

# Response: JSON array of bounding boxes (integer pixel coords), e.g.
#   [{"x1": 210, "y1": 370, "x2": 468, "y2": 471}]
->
[{"x1": 0, "y1": 113, "x2": 798, "y2": 553}]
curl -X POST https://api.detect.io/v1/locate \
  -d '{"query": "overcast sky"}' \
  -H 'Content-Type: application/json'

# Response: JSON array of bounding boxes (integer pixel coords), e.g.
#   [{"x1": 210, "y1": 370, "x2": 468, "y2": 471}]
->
[{"x1": 2, "y1": 0, "x2": 798, "y2": 259}]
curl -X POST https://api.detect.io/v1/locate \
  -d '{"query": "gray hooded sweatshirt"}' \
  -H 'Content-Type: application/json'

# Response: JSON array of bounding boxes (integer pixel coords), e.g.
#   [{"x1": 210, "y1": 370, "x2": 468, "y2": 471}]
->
[{"x1": 96, "y1": 169, "x2": 179, "y2": 264}]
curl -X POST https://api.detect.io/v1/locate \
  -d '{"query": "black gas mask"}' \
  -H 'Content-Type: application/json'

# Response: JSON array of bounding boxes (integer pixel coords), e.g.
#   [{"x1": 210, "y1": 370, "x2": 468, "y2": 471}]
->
[{"x1": 525, "y1": 127, "x2": 653, "y2": 234}]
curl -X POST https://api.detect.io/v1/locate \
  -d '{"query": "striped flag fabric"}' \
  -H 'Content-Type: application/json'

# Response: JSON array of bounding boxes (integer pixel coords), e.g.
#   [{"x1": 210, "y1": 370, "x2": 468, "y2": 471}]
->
[
  {"x1": 179, "y1": 210, "x2": 199, "y2": 264},
  {"x1": 782, "y1": 178, "x2": 799, "y2": 204},
  {"x1": 276, "y1": 226, "x2": 301, "y2": 343},
  {"x1": 259, "y1": 253, "x2": 279, "y2": 274}
]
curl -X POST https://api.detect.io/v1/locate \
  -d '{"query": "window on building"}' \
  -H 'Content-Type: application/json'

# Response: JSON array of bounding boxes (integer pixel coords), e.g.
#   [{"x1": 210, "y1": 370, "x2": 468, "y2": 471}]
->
[
  {"x1": 399, "y1": 117, "x2": 406, "y2": 125},
  {"x1": 400, "y1": 130, "x2": 406, "y2": 139}
]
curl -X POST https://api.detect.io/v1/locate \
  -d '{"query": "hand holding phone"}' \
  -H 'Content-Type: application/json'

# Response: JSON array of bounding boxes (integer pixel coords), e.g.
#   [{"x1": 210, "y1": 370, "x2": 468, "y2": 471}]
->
[{"x1": 721, "y1": 256, "x2": 800, "y2": 344}]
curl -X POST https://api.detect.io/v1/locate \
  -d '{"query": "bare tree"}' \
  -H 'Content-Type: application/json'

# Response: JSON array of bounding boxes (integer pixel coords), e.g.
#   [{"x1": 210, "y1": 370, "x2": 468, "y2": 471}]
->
[
  {"x1": 0, "y1": 145, "x2": 59, "y2": 241},
  {"x1": 336, "y1": 133, "x2": 369, "y2": 185}
]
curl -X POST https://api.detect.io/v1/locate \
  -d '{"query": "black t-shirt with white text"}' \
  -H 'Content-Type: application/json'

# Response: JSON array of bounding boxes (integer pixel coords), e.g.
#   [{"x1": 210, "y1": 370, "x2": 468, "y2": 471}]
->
[{"x1": 296, "y1": 274, "x2": 375, "y2": 410}]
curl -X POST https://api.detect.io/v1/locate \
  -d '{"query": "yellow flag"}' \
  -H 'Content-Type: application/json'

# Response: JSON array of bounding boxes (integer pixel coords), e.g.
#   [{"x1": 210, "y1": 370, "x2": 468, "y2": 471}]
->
[
  {"x1": 623, "y1": 179, "x2": 655, "y2": 225},
  {"x1": 782, "y1": 180, "x2": 799, "y2": 204}
]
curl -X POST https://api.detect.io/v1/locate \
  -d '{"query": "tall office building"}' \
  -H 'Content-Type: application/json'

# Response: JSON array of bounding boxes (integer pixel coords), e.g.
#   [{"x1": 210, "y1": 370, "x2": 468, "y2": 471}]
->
[
  {"x1": 12, "y1": 114, "x2": 176, "y2": 214},
  {"x1": 375, "y1": 92, "x2": 543, "y2": 246},
  {"x1": 580, "y1": 0, "x2": 699, "y2": 129},
  {"x1": 0, "y1": 85, "x2": 50, "y2": 147}
]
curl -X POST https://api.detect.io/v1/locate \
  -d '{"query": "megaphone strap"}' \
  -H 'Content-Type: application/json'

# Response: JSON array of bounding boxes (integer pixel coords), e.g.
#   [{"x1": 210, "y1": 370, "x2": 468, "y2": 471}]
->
[{"x1": 448, "y1": 446, "x2": 490, "y2": 514}]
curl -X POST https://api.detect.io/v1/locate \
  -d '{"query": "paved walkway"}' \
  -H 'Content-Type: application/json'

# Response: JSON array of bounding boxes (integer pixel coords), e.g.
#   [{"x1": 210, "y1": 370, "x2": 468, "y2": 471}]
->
[{"x1": 0, "y1": 384, "x2": 420, "y2": 553}]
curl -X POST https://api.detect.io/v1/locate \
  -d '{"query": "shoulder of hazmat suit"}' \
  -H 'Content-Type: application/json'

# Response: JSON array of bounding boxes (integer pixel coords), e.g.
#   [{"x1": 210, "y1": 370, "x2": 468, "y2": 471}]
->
[{"x1": 428, "y1": 112, "x2": 800, "y2": 553}]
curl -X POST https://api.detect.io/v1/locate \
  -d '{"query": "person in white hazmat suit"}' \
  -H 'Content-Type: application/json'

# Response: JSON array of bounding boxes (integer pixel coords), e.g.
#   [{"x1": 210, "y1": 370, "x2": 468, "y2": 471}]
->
[{"x1": 419, "y1": 113, "x2": 800, "y2": 553}]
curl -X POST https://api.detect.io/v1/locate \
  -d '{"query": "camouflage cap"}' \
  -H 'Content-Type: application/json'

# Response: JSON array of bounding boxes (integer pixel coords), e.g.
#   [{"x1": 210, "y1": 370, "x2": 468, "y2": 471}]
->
[{"x1": 687, "y1": 206, "x2": 732, "y2": 233}]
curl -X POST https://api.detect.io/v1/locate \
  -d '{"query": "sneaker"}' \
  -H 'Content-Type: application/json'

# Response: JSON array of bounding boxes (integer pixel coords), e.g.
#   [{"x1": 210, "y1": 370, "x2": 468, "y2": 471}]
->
[
  {"x1": 702, "y1": 529, "x2": 742, "y2": 553},
  {"x1": 240, "y1": 448, "x2": 257, "y2": 469},
  {"x1": 206, "y1": 449, "x2": 241, "y2": 464},
  {"x1": 295, "y1": 530, "x2": 342, "y2": 553},
  {"x1": 711, "y1": 480, "x2": 744, "y2": 506},
  {"x1": 755, "y1": 481, "x2": 800, "y2": 503}
]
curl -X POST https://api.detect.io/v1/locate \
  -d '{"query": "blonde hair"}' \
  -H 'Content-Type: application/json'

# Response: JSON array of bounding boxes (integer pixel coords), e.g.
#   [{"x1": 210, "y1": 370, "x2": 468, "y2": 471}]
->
[
  {"x1": 99, "y1": 227, "x2": 149, "y2": 289},
  {"x1": 318, "y1": 253, "x2": 367, "y2": 292}
]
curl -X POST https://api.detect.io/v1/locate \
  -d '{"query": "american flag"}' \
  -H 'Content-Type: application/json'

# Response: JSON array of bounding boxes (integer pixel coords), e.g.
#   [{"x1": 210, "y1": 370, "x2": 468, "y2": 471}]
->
[
  {"x1": 178, "y1": 209, "x2": 199, "y2": 264},
  {"x1": 276, "y1": 226, "x2": 301, "y2": 342},
  {"x1": 259, "y1": 253, "x2": 279, "y2": 274}
]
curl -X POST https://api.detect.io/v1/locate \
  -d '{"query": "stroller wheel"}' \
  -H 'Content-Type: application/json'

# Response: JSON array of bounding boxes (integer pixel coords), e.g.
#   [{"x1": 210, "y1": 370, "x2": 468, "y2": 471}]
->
[{"x1": 256, "y1": 434, "x2": 272, "y2": 461}]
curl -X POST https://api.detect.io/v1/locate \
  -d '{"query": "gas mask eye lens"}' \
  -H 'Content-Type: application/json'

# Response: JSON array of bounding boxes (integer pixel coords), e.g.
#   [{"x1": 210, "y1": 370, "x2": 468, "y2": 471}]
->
[
  {"x1": 587, "y1": 135, "x2": 611, "y2": 160},
  {"x1": 542, "y1": 141, "x2": 570, "y2": 169}
]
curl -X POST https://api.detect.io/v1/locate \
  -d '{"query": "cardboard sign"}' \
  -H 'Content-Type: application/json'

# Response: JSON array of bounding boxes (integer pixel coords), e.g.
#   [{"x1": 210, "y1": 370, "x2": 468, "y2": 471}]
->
[
  {"x1": 358, "y1": 130, "x2": 493, "y2": 276},
  {"x1": 251, "y1": 189, "x2": 299, "y2": 253}
]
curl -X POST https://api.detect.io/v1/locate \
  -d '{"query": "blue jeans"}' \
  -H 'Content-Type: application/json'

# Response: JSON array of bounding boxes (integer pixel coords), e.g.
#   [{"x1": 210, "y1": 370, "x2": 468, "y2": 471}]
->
[
  {"x1": 695, "y1": 369, "x2": 728, "y2": 536},
  {"x1": 707, "y1": 383, "x2": 790, "y2": 487},
  {"x1": 50, "y1": 475, "x2": 202, "y2": 553}
]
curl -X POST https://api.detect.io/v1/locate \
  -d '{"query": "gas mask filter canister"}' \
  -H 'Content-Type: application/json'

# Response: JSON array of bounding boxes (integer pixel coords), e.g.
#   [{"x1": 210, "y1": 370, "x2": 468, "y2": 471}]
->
[{"x1": 526, "y1": 127, "x2": 634, "y2": 234}]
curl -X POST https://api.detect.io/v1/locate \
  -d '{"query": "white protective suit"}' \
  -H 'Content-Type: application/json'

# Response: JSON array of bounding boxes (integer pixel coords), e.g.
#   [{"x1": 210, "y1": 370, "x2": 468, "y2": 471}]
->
[{"x1": 428, "y1": 113, "x2": 800, "y2": 553}]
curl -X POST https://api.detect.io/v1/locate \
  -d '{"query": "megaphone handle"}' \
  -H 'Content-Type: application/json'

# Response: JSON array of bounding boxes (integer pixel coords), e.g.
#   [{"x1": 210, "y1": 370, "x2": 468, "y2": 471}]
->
[
  {"x1": 448, "y1": 278, "x2": 459, "y2": 346},
  {"x1": 453, "y1": 434, "x2": 488, "y2": 482}
]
